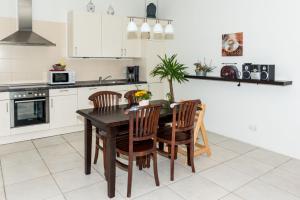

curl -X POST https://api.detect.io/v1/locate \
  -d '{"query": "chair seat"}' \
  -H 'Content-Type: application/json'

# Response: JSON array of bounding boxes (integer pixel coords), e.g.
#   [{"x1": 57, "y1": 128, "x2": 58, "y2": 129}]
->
[
  {"x1": 157, "y1": 126, "x2": 192, "y2": 144},
  {"x1": 116, "y1": 137, "x2": 154, "y2": 154}
]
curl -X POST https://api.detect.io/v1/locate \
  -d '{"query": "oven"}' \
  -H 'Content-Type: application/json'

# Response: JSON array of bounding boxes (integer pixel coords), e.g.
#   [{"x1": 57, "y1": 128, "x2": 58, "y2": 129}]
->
[{"x1": 10, "y1": 89, "x2": 49, "y2": 128}]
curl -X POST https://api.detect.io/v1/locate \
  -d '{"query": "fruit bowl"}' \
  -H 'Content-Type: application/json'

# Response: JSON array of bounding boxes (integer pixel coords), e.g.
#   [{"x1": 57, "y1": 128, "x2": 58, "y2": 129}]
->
[{"x1": 52, "y1": 64, "x2": 66, "y2": 71}]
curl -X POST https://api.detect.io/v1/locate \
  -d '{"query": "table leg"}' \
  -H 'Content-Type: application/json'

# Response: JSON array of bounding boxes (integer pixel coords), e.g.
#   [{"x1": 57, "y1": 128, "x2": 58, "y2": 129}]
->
[
  {"x1": 105, "y1": 127, "x2": 117, "y2": 198},
  {"x1": 84, "y1": 118, "x2": 93, "y2": 175}
]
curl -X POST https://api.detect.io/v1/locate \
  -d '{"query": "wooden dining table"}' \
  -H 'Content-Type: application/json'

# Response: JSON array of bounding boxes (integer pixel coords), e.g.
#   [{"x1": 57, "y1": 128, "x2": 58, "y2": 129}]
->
[{"x1": 76, "y1": 100, "x2": 173, "y2": 198}]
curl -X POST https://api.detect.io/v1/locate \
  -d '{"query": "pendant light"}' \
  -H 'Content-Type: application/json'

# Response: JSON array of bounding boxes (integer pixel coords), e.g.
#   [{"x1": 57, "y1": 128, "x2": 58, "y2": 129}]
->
[
  {"x1": 127, "y1": 18, "x2": 138, "y2": 32},
  {"x1": 141, "y1": 18, "x2": 151, "y2": 33},
  {"x1": 165, "y1": 21, "x2": 174, "y2": 34},
  {"x1": 153, "y1": 20, "x2": 163, "y2": 34}
]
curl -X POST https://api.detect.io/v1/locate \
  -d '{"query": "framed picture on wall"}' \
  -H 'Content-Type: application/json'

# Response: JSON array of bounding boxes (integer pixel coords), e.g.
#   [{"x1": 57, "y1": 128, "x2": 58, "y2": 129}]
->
[{"x1": 222, "y1": 32, "x2": 243, "y2": 56}]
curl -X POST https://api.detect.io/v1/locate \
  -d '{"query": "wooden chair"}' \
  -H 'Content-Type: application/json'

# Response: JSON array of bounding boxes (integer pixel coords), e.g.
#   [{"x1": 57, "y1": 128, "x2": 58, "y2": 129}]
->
[
  {"x1": 124, "y1": 90, "x2": 152, "y2": 168},
  {"x1": 178, "y1": 103, "x2": 211, "y2": 157},
  {"x1": 157, "y1": 99, "x2": 200, "y2": 181},
  {"x1": 88, "y1": 91, "x2": 122, "y2": 170},
  {"x1": 116, "y1": 105, "x2": 161, "y2": 197},
  {"x1": 124, "y1": 90, "x2": 152, "y2": 106}
]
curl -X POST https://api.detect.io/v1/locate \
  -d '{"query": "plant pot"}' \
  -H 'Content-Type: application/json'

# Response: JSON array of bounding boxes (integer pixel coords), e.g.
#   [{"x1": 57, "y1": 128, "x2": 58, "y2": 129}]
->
[
  {"x1": 196, "y1": 71, "x2": 207, "y2": 76},
  {"x1": 139, "y1": 100, "x2": 150, "y2": 106}
]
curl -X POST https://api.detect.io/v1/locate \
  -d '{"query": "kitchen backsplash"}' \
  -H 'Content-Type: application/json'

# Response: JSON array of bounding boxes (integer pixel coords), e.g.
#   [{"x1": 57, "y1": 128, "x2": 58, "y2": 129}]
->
[{"x1": 0, "y1": 17, "x2": 139, "y2": 84}]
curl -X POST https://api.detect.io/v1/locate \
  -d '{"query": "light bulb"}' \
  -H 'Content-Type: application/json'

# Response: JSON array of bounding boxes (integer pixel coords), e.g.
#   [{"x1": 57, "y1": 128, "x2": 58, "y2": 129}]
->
[
  {"x1": 127, "y1": 18, "x2": 138, "y2": 32},
  {"x1": 141, "y1": 19, "x2": 151, "y2": 33},
  {"x1": 153, "y1": 21, "x2": 163, "y2": 34},
  {"x1": 165, "y1": 22, "x2": 174, "y2": 34}
]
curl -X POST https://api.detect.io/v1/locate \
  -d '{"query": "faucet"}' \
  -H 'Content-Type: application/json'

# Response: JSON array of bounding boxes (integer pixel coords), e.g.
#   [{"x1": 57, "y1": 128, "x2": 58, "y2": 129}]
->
[{"x1": 99, "y1": 75, "x2": 112, "y2": 83}]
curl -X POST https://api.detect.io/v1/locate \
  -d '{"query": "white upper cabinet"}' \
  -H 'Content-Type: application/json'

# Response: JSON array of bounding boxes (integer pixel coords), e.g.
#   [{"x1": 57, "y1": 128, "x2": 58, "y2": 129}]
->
[
  {"x1": 102, "y1": 15, "x2": 141, "y2": 58},
  {"x1": 68, "y1": 11, "x2": 102, "y2": 57},
  {"x1": 122, "y1": 17, "x2": 141, "y2": 58},
  {"x1": 101, "y1": 15, "x2": 124, "y2": 57}
]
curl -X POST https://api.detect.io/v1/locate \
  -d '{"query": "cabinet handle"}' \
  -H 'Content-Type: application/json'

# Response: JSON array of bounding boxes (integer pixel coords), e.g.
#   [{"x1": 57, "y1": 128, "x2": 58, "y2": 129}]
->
[
  {"x1": 51, "y1": 99, "x2": 54, "y2": 108},
  {"x1": 6, "y1": 102, "x2": 8, "y2": 113},
  {"x1": 121, "y1": 48, "x2": 124, "y2": 56},
  {"x1": 60, "y1": 89, "x2": 69, "y2": 92},
  {"x1": 124, "y1": 48, "x2": 127, "y2": 57},
  {"x1": 89, "y1": 87, "x2": 98, "y2": 91}
]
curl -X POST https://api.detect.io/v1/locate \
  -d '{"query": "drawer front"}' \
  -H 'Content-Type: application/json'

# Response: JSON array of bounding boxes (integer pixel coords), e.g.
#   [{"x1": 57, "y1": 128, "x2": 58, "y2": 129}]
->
[
  {"x1": 0, "y1": 92, "x2": 9, "y2": 101},
  {"x1": 50, "y1": 88, "x2": 78, "y2": 97},
  {"x1": 77, "y1": 86, "x2": 109, "y2": 109}
]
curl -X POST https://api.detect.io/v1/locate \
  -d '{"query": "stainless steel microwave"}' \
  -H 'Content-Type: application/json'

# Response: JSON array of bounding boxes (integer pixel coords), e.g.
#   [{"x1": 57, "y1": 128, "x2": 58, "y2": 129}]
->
[{"x1": 48, "y1": 71, "x2": 76, "y2": 85}]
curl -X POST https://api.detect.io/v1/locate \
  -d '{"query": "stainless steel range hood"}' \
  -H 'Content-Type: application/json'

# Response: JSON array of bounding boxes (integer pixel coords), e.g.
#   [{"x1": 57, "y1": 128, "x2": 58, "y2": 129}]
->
[{"x1": 0, "y1": 0, "x2": 55, "y2": 46}]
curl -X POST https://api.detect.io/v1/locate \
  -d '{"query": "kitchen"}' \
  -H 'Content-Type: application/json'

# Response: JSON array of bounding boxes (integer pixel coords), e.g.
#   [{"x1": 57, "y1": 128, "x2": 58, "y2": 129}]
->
[{"x1": 1, "y1": 0, "x2": 300, "y2": 200}]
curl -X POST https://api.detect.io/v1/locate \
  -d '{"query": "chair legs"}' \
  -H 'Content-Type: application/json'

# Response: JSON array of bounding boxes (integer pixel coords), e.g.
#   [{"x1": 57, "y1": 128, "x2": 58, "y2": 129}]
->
[
  {"x1": 126, "y1": 153, "x2": 159, "y2": 198},
  {"x1": 93, "y1": 136, "x2": 99, "y2": 164},
  {"x1": 170, "y1": 144, "x2": 175, "y2": 181},
  {"x1": 190, "y1": 140, "x2": 195, "y2": 173},
  {"x1": 93, "y1": 131, "x2": 107, "y2": 180},
  {"x1": 127, "y1": 156, "x2": 133, "y2": 198},
  {"x1": 152, "y1": 152, "x2": 160, "y2": 186}
]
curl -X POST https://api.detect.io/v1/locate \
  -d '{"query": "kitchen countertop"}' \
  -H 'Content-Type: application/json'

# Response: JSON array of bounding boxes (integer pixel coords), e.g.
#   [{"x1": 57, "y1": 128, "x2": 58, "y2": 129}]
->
[{"x1": 0, "y1": 80, "x2": 147, "y2": 92}]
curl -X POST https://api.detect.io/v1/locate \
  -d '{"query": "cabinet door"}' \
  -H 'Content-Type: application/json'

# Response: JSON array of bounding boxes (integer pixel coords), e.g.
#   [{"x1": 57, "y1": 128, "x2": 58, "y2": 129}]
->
[
  {"x1": 122, "y1": 18, "x2": 141, "y2": 58},
  {"x1": 102, "y1": 15, "x2": 123, "y2": 57},
  {"x1": 68, "y1": 12, "x2": 102, "y2": 57},
  {"x1": 0, "y1": 100, "x2": 10, "y2": 136},
  {"x1": 50, "y1": 95, "x2": 78, "y2": 129}
]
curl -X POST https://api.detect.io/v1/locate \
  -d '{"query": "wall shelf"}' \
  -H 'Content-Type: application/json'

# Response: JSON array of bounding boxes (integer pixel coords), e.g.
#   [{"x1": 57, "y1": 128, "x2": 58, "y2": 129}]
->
[{"x1": 185, "y1": 75, "x2": 293, "y2": 86}]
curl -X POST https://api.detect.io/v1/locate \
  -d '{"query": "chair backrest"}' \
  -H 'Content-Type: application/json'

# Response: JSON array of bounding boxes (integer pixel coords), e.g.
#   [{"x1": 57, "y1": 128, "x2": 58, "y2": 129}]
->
[
  {"x1": 124, "y1": 90, "x2": 151, "y2": 106},
  {"x1": 128, "y1": 104, "x2": 161, "y2": 142},
  {"x1": 89, "y1": 91, "x2": 122, "y2": 108},
  {"x1": 171, "y1": 99, "x2": 201, "y2": 133}
]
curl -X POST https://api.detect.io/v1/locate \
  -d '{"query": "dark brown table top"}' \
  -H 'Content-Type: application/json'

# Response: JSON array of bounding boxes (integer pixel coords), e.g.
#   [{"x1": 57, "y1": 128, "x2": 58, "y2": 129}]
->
[{"x1": 76, "y1": 100, "x2": 173, "y2": 127}]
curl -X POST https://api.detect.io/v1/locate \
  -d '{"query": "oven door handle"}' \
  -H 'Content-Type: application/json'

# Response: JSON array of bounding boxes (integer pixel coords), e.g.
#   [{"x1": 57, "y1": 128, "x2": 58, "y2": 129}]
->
[{"x1": 14, "y1": 99, "x2": 47, "y2": 104}]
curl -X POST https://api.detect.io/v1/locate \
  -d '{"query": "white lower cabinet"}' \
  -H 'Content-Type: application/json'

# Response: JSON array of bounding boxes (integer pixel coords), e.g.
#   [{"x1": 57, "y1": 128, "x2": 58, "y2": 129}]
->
[
  {"x1": 0, "y1": 98, "x2": 10, "y2": 136},
  {"x1": 50, "y1": 89, "x2": 78, "y2": 129}
]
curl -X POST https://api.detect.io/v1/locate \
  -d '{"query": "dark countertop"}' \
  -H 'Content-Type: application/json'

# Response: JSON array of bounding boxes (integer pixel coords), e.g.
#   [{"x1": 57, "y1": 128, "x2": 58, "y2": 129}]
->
[{"x1": 0, "y1": 80, "x2": 147, "y2": 92}]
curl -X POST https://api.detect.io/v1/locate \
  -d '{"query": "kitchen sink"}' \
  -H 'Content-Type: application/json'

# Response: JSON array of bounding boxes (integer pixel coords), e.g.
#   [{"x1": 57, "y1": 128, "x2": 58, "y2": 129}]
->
[{"x1": 99, "y1": 79, "x2": 128, "y2": 84}]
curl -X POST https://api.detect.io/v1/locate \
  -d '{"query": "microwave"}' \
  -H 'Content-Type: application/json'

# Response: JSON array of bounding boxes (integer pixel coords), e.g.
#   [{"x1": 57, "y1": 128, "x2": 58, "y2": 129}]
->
[{"x1": 48, "y1": 71, "x2": 76, "y2": 85}]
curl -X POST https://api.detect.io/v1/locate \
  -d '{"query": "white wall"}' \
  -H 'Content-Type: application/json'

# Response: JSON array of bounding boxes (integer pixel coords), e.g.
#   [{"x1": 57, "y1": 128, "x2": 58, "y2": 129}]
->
[
  {"x1": 160, "y1": 0, "x2": 300, "y2": 159},
  {"x1": 0, "y1": 0, "x2": 145, "y2": 22}
]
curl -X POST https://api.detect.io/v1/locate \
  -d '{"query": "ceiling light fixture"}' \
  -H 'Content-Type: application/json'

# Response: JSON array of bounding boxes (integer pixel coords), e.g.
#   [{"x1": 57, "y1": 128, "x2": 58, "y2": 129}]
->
[
  {"x1": 153, "y1": 20, "x2": 163, "y2": 34},
  {"x1": 127, "y1": 18, "x2": 138, "y2": 32},
  {"x1": 141, "y1": 18, "x2": 151, "y2": 33},
  {"x1": 165, "y1": 21, "x2": 174, "y2": 34}
]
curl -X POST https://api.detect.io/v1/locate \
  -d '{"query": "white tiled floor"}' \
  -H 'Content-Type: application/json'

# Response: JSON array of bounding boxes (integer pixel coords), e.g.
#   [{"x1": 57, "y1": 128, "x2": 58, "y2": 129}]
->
[{"x1": 0, "y1": 131, "x2": 299, "y2": 200}]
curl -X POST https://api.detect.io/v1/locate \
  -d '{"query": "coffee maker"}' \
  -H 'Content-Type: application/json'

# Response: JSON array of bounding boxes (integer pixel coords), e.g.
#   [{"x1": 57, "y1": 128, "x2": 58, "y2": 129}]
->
[{"x1": 127, "y1": 66, "x2": 139, "y2": 83}]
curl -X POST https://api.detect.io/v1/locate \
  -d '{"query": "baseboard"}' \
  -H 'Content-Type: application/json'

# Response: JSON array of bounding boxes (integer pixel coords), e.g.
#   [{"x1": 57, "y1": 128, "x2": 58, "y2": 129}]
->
[{"x1": 0, "y1": 125, "x2": 84, "y2": 145}]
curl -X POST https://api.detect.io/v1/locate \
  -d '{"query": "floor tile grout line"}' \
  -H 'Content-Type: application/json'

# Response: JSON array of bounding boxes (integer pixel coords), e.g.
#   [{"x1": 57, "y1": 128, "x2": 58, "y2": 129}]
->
[
  {"x1": 62, "y1": 132, "x2": 108, "y2": 181},
  {"x1": 166, "y1": 185, "x2": 194, "y2": 200},
  {"x1": 255, "y1": 158, "x2": 300, "y2": 199},
  {"x1": 228, "y1": 157, "x2": 297, "y2": 197},
  {"x1": 217, "y1": 192, "x2": 247, "y2": 200},
  {"x1": 0, "y1": 160, "x2": 7, "y2": 200},
  {"x1": 32, "y1": 139, "x2": 68, "y2": 200}
]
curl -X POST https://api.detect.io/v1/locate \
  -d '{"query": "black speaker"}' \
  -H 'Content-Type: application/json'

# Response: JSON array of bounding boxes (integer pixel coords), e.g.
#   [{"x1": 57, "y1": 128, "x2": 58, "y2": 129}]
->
[
  {"x1": 242, "y1": 63, "x2": 252, "y2": 80},
  {"x1": 260, "y1": 65, "x2": 275, "y2": 81}
]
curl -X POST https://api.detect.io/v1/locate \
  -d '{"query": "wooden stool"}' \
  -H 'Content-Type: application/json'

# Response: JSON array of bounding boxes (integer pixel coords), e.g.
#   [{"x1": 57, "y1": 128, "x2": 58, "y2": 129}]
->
[{"x1": 178, "y1": 103, "x2": 211, "y2": 157}]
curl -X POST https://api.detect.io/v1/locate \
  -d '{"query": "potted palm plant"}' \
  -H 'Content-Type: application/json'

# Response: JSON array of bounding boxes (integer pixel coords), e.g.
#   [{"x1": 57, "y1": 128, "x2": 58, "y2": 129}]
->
[{"x1": 151, "y1": 54, "x2": 188, "y2": 102}]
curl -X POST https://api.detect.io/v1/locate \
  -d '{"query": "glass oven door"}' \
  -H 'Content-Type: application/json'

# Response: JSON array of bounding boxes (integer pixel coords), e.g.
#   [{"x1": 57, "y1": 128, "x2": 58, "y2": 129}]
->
[{"x1": 14, "y1": 98, "x2": 48, "y2": 127}]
